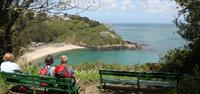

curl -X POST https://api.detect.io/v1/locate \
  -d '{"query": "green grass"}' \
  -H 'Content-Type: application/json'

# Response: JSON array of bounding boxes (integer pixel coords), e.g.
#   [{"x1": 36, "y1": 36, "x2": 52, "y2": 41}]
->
[
  {"x1": 73, "y1": 62, "x2": 161, "y2": 81},
  {"x1": 75, "y1": 70, "x2": 99, "y2": 81},
  {"x1": 0, "y1": 75, "x2": 7, "y2": 94}
]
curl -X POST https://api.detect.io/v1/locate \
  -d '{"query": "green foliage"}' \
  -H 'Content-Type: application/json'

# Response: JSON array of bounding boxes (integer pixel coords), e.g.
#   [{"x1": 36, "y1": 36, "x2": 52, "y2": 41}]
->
[
  {"x1": 171, "y1": 0, "x2": 200, "y2": 73},
  {"x1": 0, "y1": 0, "x2": 124, "y2": 62},
  {"x1": 0, "y1": 10, "x2": 46, "y2": 62},
  {"x1": 75, "y1": 70, "x2": 99, "y2": 81},
  {"x1": 175, "y1": 0, "x2": 200, "y2": 42},
  {"x1": 74, "y1": 62, "x2": 160, "y2": 80},
  {"x1": 159, "y1": 48, "x2": 190, "y2": 73},
  {"x1": 21, "y1": 65, "x2": 39, "y2": 75},
  {"x1": 0, "y1": 0, "x2": 34, "y2": 60},
  {"x1": 69, "y1": 15, "x2": 100, "y2": 27},
  {"x1": 161, "y1": 0, "x2": 200, "y2": 73},
  {"x1": 179, "y1": 74, "x2": 200, "y2": 94},
  {"x1": 0, "y1": 0, "x2": 81, "y2": 61},
  {"x1": 160, "y1": 1, "x2": 200, "y2": 93},
  {"x1": 26, "y1": 15, "x2": 125, "y2": 46},
  {"x1": 0, "y1": 75, "x2": 8, "y2": 94}
]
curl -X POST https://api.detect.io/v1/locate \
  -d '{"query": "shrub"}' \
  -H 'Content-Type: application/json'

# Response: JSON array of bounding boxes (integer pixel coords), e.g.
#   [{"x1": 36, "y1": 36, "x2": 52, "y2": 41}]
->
[
  {"x1": 179, "y1": 75, "x2": 200, "y2": 94},
  {"x1": 159, "y1": 48, "x2": 190, "y2": 73}
]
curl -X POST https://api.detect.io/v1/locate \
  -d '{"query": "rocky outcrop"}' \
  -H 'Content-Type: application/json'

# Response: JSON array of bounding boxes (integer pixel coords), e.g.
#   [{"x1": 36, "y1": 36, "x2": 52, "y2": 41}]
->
[
  {"x1": 77, "y1": 41, "x2": 142, "y2": 50},
  {"x1": 93, "y1": 44, "x2": 138, "y2": 50}
]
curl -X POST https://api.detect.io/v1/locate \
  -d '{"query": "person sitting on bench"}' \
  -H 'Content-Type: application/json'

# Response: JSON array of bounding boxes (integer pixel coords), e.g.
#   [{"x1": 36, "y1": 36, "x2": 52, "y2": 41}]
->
[
  {"x1": 54, "y1": 55, "x2": 77, "y2": 91},
  {"x1": 0, "y1": 53, "x2": 21, "y2": 73},
  {"x1": 54, "y1": 55, "x2": 75, "y2": 78},
  {"x1": 39, "y1": 55, "x2": 55, "y2": 76},
  {"x1": 0, "y1": 53, "x2": 29, "y2": 93}
]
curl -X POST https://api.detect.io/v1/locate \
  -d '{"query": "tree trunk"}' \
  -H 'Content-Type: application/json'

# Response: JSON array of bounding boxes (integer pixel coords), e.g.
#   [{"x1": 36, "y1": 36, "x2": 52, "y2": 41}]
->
[
  {"x1": 4, "y1": 12, "x2": 19, "y2": 53},
  {"x1": 5, "y1": 28, "x2": 13, "y2": 53}
]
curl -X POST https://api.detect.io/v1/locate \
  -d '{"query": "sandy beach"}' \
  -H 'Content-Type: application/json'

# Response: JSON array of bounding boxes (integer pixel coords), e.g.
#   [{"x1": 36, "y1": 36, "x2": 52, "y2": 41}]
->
[{"x1": 22, "y1": 44, "x2": 85, "y2": 62}]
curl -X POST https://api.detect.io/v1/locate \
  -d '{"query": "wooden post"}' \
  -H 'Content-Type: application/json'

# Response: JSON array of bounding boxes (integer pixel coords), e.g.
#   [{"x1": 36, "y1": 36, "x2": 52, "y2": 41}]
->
[
  {"x1": 68, "y1": 85, "x2": 71, "y2": 94},
  {"x1": 100, "y1": 83, "x2": 103, "y2": 93},
  {"x1": 176, "y1": 74, "x2": 180, "y2": 94},
  {"x1": 99, "y1": 70, "x2": 103, "y2": 92},
  {"x1": 31, "y1": 77, "x2": 36, "y2": 94}
]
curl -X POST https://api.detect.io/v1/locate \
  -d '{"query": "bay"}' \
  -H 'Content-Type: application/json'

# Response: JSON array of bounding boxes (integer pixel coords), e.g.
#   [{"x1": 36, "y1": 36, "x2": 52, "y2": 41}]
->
[{"x1": 36, "y1": 24, "x2": 185, "y2": 65}]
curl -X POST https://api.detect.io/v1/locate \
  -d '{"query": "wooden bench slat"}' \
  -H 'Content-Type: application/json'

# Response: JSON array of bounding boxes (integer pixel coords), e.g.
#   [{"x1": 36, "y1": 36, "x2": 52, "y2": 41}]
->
[
  {"x1": 99, "y1": 69, "x2": 178, "y2": 79},
  {"x1": 102, "y1": 78, "x2": 138, "y2": 85},
  {"x1": 102, "y1": 78, "x2": 176, "y2": 87},
  {"x1": 139, "y1": 80, "x2": 176, "y2": 87}
]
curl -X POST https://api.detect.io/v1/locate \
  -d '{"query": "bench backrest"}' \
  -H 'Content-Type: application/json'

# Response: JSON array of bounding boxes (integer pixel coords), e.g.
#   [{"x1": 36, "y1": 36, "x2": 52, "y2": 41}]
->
[
  {"x1": 0, "y1": 72, "x2": 73, "y2": 87},
  {"x1": 99, "y1": 69, "x2": 182, "y2": 80},
  {"x1": 99, "y1": 69, "x2": 183, "y2": 90}
]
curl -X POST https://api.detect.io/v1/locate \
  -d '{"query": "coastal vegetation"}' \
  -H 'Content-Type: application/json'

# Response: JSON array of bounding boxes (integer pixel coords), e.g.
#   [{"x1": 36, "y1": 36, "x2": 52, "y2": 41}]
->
[
  {"x1": 74, "y1": 62, "x2": 161, "y2": 80},
  {"x1": 26, "y1": 14, "x2": 126, "y2": 47}
]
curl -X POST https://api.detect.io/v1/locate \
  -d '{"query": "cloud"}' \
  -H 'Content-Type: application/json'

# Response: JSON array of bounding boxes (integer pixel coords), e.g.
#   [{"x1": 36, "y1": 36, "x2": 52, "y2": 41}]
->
[
  {"x1": 97, "y1": 0, "x2": 177, "y2": 15},
  {"x1": 139, "y1": 0, "x2": 177, "y2": 15},
  {"x1": 98, "y1": 0, "x2": 134, "y2": 11},
  {"x1": 119, "y1": 0, "x2": 134, "y2": 11},
  {"x1": 100, "y1": 0, "x2": 118, "y2": 10}
]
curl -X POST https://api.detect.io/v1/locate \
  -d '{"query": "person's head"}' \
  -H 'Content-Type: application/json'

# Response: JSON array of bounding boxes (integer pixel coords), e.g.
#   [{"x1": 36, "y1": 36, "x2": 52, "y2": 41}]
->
[
  {"x1": 60, "y1": 55, "x2": 68, "y2": 64},
  {"x1": 3, "y1": 53, "x2": 15, "y2": 62},
  {"x1": 45, "y1": 55, "x2": 54, "y2": 65}
]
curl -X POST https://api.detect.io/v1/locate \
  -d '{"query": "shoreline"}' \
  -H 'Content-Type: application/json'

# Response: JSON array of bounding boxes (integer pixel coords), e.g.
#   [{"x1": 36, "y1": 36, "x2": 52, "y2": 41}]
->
[
  {"x1": 21, "y1": 44, "x2": 85, "y2": 63},
  {"x1": 18, "y1": 42, "x2": 141, "y2": 65}
]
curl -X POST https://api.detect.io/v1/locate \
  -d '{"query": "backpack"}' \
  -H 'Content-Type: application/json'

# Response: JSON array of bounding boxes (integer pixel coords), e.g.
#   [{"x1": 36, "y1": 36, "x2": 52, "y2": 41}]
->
[
  {"x1": 39, "y1": 65, "x2": 53, "y2": 87},
  {"x1": 11, "y1": 85, "x2": 30, "y2": 93},
  {"x1": 54, "y1": 65, "x2": 71, "y2": 78},
  {"x1": 54, "y1": 65, "x2": 76, "y2": 86},
  {"x1": 39, "y1": 66, "x2": 52, "y2": 76}
]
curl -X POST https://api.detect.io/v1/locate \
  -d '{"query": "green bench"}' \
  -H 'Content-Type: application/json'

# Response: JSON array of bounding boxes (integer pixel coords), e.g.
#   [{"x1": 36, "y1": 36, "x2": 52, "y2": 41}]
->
[
  {"x1": 0, "y1": 72, "x2": 79, "y2": 94},
  {"x1": 99, "y1": 69, "x2": 182, "y2": 91}
]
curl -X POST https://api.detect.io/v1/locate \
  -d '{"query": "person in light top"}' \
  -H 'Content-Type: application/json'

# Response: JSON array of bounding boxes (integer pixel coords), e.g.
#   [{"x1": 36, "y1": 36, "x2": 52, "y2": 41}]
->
[{"x1": 0, "y1": 53, "x2": 21, "y2": 73}]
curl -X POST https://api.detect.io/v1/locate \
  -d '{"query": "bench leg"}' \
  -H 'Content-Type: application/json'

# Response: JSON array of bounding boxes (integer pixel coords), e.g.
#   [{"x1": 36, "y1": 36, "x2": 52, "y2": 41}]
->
[
  {"x1": 100, "y1": 82, "x2": 103, "y2": 93},
  {"x1": 100, "y1": 83, "x2": 107, "y2": 93},
  {"x1": 33, "y1": 88, "x2": 36, "y2": 94},
  {"x1": 137, "y1": 75, "x2": 140, "y2": 88},
  {"x1": 44, "y1": 88, "x2": 48, "y2": 94}
]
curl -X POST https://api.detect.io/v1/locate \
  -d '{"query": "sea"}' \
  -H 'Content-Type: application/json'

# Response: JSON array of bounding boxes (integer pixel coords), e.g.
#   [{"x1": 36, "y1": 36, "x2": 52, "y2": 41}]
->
[{"x1": 36, "y1": 24, "x2": 186, "y2": 65}]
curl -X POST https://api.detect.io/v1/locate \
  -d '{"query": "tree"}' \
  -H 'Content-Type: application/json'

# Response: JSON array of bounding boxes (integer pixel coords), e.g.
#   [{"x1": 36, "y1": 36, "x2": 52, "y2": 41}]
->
[
  {"x1": 0, "y1": 0, "x2": 100, "y2": 61},
  {"x1": 161, "y1": 0, "x2": 200, "y2": 74},
  {"x1": 174, "y1": 0, "x2": 200, "y2": 73}
]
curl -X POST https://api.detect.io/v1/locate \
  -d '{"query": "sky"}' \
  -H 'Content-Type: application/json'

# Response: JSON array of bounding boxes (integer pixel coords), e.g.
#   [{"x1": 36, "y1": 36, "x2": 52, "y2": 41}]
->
[{"x1": 73, "y1": 0, "x2": 178, "y2": 24}]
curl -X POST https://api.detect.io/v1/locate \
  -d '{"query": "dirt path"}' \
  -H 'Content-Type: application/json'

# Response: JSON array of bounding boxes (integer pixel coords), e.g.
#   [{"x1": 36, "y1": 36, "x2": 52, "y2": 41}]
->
[
  {"x1": 78, "y1": 80, "x2": 101, "y2": 94},
  {"x1": 78, "y1": 80, "x2": 174, "y2": 94}
]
